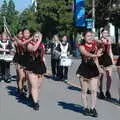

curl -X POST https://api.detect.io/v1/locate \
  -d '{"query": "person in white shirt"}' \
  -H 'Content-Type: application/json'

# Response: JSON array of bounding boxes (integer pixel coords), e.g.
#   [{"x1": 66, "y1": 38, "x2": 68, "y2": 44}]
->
[
  {"x1": 0, "y1": 32, "x2": 15, "y2": 83},
  {"x1": 56, "y1": 35, "x2": 71, "y2": 82}
]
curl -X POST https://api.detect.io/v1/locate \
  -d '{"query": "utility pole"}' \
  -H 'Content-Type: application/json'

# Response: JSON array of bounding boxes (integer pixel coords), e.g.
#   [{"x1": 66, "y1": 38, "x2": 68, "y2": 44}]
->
[
  {"x1": 32, "y1": 0, "x2": 37, "y2": 12},
  {"x1": 92, "y1": 0, "x2": 95, "y2": 32}
]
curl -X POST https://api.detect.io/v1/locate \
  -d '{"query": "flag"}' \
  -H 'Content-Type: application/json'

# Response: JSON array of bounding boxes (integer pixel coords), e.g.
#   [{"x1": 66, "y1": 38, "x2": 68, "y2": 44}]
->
[{"x1": 74, "y1": 0, "x2": 85, "y2": 27}]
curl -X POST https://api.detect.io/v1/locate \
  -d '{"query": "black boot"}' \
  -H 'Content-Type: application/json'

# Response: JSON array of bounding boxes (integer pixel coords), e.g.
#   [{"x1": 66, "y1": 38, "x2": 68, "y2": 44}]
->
[
  {"x1": 90, "y1": 108, "x2": 98, "y2": 117},
  {"x1": 33, "y1": 102, "x2": 40, "y2": 111},
  {"x1": 106, "y1": 91, "x2": 111, "y2": 99},
  {"x1": 83, "y1": 108, "x2": 90, "y2": 116},
  {"x1": 28, "y1": 94, "x2": 34, "y2": 107},
  {"x1": 98, "y1": 91, "x2": 105, "y2": 99}
]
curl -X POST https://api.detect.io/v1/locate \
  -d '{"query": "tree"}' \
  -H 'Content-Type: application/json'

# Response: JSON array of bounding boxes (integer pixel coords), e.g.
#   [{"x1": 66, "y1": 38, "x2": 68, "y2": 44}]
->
[
  {"x1": 18, "y1": 6, "x2": 40, "y2": 33},
  {"x1": 0, "y1": 0, "x2": 8, "y2": 31},
  {"x1": 85, "y1": 0, "x2": 120, "y2": 29},
  {"x1": 0, "y1": 0, "x2": 19, "y2": 34},
  {"x1": 37, "y1": 0, "x2": 73, "y2": 39},
  {"x1": 7, "y1": 0, "x2": 19, "y2": 34}
]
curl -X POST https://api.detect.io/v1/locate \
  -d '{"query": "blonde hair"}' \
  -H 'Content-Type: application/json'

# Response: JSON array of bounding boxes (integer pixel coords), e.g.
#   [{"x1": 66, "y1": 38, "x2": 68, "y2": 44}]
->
[
  {"x1": 33, "y1": 31, "x2": 42, "y2": 38},
  {"x1": 52, "y1": 34, "x2": 60, "y2": 43}
]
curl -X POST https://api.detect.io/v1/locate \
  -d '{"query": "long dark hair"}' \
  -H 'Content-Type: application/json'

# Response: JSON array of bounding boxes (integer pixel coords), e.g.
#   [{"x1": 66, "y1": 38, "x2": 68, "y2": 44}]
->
[{"x1": 80, "y1": 30, "x2": 94, "y2": 45}]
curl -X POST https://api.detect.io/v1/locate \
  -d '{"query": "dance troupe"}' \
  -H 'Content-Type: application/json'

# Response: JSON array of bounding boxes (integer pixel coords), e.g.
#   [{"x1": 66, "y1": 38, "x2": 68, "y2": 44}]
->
[{"x1": 0, "y1": 28, "x2": 120, "y2": 117}]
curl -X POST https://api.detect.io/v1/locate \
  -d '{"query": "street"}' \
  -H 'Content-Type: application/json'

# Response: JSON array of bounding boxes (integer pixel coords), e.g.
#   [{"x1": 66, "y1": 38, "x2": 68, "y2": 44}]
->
[{"x1": 0, "y1": 55, "x2": 120, "y2": 120}]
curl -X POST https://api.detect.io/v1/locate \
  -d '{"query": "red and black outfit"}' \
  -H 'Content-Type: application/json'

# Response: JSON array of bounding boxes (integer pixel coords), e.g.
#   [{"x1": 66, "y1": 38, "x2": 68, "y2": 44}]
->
[
  {"x1": 26, "y1": 41, "x2": 46, "y2": 75},
  {"x1": 13, "y1": 45, "x2": 19, "y2": 63},
  {"x1": 13, "y1": 39, "x2": 23, "y2": 64},
  {"x1": 17, "y1": 38, "x2": 30, "y2": 68},
  {"x1": 76, "y1": 40, "x2": 99, "y2": 79},
  {"x1": 98, "y1": 39, "x2": 113, "y2": 67}
]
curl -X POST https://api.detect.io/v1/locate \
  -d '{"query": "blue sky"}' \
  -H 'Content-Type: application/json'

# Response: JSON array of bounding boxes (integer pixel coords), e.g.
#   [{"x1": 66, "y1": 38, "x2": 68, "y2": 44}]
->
[{"x1": 0, "y1": 0, "x2": 32, "y2": 11}]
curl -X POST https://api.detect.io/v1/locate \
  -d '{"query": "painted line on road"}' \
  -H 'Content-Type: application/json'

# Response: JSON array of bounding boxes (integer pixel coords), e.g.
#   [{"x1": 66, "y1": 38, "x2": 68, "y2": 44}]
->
[
  {"x1": 45, "y1": 72, "x2": 81, "y2": 89},
  {"x1": 66, "y1": 81, "x2": 81, "y2": 89}
]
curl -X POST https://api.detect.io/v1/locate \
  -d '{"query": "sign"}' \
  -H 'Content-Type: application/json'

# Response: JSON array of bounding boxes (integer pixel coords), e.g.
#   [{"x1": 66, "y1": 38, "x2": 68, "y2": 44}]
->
[
  {"x1": 74, "y1": 0, "x2": 85, "y2": 27},
  {"x1": 86, "y1": 18, "x2": 93, "y2": 29}
]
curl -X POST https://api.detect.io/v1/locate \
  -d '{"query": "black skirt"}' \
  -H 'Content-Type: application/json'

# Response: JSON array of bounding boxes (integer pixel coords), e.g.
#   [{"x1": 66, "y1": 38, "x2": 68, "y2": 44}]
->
[
  {"x1": 98, "y1": 53, "x2": 113, "y2": 67},
  {"x1": 26, "y1": 57, "x2": 46, "y2": 75},
  {"x1": 13, "y1": 53, "x2": 19, "y2": 63},
  {"x1": 76, "y1": 60, "x2": 99, "y2": 79},
  {"x1": 19, "y1": 52, "x2": 31, "y2": 68},
  {"x1": 116, "y1": 56, "x2": 120, "y2": 66}
]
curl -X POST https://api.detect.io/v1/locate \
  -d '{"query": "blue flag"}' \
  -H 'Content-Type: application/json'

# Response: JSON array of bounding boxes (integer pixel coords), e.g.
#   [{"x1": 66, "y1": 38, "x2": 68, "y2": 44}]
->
[{"x1": 74, "y1": 0, "x2": 85, "y2": 27}]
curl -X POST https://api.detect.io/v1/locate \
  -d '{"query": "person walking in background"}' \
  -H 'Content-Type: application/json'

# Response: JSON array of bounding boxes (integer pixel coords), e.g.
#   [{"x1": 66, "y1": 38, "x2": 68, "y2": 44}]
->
[
  {"x1": 56, "y1": 35, "x2": 71, "y2": 82},
  {"x1": 50, "y1": 34, "x2": 60, "y2": 80},
  {"x1": 0, "y1": 32, "x2": 15, "y2": 83},
  {"x1": 98, "y1": 29, "x2": 114, "y2": 100},
  {"x1": 116, "y1": 42, "x2": 120, "y2": 102}
]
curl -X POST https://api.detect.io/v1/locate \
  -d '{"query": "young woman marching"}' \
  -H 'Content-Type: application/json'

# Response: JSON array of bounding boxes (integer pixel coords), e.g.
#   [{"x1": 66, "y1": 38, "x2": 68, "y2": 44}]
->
[
  {"x1": 98, "y1": 29, "x2": 114, "y2": 100},
  {"x1": 27, "y1": 32, "x2": 46, "y2": 111},
  {"x1": 14, "y1": 29, "x2": 33, "y2": 98},
  {"x1": 116, "y1": 42, "x2": 120, "y2": 102},
  {"x1": 13, "y1": 30, "x2": 23, "y2": 91},
  {"x1": 76, "y1": 31, "x2": 102, "y2": 117}
]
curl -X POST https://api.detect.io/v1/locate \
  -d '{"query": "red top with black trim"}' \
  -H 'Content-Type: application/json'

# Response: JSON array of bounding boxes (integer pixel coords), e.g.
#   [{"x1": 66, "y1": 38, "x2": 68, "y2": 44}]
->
[
  {"x1": 82, "y1": 40, "x2": 97, "y2": 53},
  {"x1": 18, "y1": 38, "x2": 27, "y2": 53},
  {"x1": 29, "y1": 40, "x2": 45, "y2": 60},
  {"x1": 80, "y1": 40, "x2": 97, "y2": 61},
  {"x1": 100, "y1": 39, "x2": 110, "y2": 53}
]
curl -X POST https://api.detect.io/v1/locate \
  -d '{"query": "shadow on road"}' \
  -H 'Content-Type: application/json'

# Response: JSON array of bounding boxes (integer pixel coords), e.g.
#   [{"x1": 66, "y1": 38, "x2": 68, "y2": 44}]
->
[
  {"x1": 67, "y1": 86, "x2": 92, "y2": 95},
  {"x1": 67, "y1": 86, "x2": 81, "y2": 92},
  {"x1": 57, "y1": 101, "x2": 84, "y2": 115},
  {"x1": 44, "y1": 74, "x2": 53, "y2": 79},
  {"x1": 97, "y1": 94, "x2": 120, "y2": 106},
  {"x1": 44, "y1": 74, "x2": 62, "y2": 82},
  {"x1": 6, "y1": 86, "x2": 33, "y2": 108}
]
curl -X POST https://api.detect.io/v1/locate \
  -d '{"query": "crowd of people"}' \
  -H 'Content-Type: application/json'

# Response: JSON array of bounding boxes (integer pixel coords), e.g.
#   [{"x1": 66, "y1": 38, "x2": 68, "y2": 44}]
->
[{"x1": 0, "y1": 28, "x2": 120, "y2": 117}]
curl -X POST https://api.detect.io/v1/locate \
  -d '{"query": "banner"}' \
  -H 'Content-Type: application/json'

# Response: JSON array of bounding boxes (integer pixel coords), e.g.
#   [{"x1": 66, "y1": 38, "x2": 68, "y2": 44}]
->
[{"x1": 74, "y1": 0, "x2": 85, "y2": 27}]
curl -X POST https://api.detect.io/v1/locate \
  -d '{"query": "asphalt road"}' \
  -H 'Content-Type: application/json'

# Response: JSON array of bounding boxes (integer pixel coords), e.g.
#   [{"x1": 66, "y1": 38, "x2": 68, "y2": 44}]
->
[{"x1": 0, "y1": 55, "x2": 120, "y2": 120}]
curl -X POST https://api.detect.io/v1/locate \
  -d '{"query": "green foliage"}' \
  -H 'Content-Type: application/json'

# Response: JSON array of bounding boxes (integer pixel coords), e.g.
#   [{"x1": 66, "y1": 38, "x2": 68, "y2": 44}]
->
[
  {"x1": 0, "y1": 0, "x2": 119, "y2": 41},
  {"x1": 0, "y1": 0, "x2": 39, "y2": 34},
  {"x1": 37, "y1": 0, "x2": 73, "y2": 39},
  {"x1": 18, "y1": 7, "x2": 39, "y2": 33},
  {"x1": 0, "y1": 0, "x2": 19, "y2": 34},
  {"x1": 85, "y1": 0, "x2": 120, "y2": 28}
]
